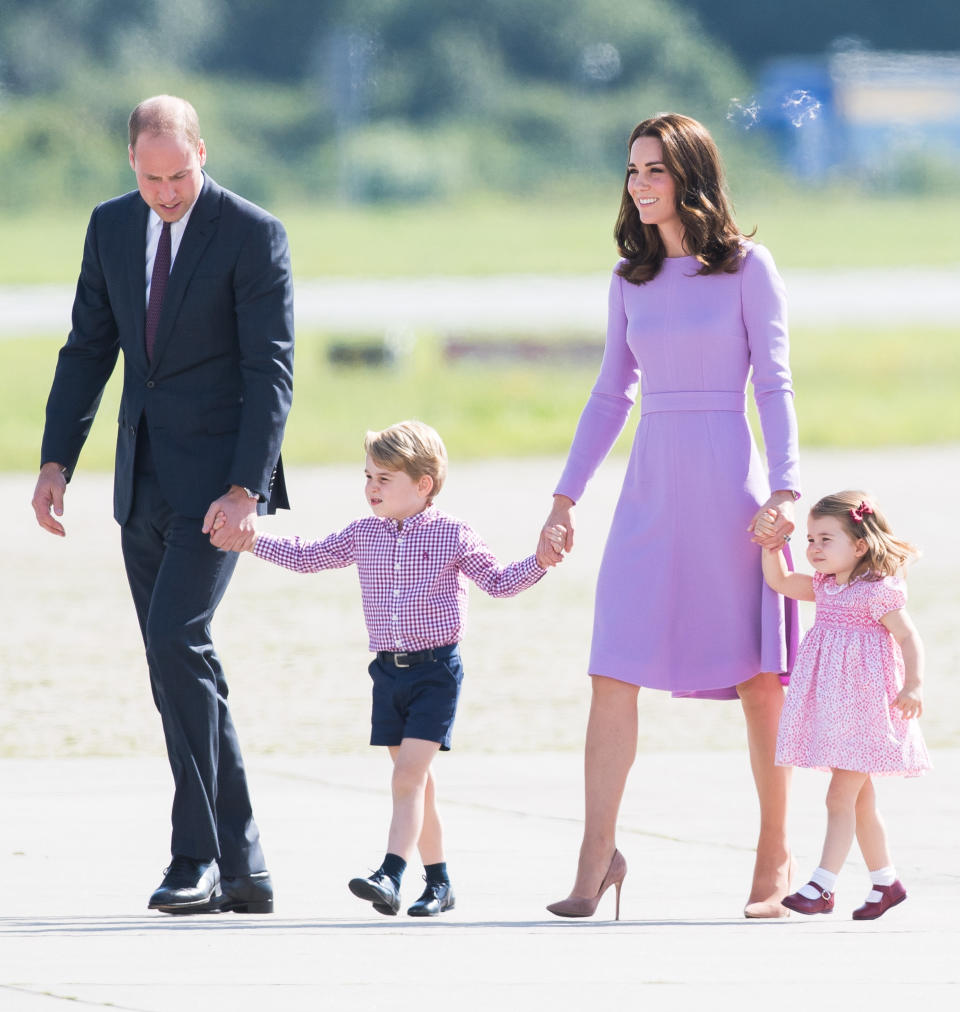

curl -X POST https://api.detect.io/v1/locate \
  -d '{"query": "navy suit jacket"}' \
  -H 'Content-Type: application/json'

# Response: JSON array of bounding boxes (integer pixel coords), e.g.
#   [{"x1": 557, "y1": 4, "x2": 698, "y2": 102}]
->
[{"x1": 41, "y1": 175, "x2": 294, "y2": 523}]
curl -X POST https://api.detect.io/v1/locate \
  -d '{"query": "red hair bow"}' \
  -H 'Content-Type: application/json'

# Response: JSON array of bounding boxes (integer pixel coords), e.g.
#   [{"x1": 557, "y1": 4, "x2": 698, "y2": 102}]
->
[{"x1": 850, "y1": 501, "x2": 874, "y2": 524}]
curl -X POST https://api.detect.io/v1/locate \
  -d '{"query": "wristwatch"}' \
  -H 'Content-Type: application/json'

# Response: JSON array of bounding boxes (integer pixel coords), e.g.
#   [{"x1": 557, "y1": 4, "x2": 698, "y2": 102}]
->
[{"x1": 240, "y1": 486, "x2": 259, "y2": 501}]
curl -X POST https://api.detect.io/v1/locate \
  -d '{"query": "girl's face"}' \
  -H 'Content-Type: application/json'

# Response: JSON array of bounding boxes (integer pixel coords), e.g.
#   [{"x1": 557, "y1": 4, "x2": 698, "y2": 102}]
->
[
  {"x1": 626, "y1": 136, "x2": 681, "y2": 239},
  {"x1": 806, "y1": 514, "x2": 868, "y2": 584},
  {"x1": 364, "y1": 455, "x2": 431, "y2": 522}
]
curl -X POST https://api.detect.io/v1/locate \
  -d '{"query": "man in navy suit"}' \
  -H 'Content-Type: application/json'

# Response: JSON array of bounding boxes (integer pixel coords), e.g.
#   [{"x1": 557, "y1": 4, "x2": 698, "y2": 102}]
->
[{"x1": 31, "y1": 95, "x2": 294, "y2": 915}]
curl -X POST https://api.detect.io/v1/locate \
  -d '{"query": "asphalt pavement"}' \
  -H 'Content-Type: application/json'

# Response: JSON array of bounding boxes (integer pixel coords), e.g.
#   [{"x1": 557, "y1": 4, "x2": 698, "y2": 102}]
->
[{"x1": 1, "y1": 749, "x2": 957, "y2": 1010}]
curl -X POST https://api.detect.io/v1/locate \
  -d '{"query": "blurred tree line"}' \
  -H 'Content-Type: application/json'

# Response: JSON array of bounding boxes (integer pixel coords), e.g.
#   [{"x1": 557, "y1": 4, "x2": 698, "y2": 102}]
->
[{"x1": 0, "y1": 0, "x2": 751, "y2": 209}]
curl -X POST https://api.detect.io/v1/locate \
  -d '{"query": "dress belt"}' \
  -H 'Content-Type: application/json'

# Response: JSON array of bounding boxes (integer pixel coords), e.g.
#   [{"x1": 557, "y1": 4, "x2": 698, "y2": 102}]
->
[{"x1": 640, "y1": 390, "x2": 746, "y2": 415}]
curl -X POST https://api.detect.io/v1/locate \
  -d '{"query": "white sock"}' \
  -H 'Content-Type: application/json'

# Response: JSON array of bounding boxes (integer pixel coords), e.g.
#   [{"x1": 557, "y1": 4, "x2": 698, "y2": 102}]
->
[
  {"x1": 866, "y1": 865, "x2": 897, "y2": 902},
  {"x1": 798, "y1": 867, "x2": 837, "y2": 899}
]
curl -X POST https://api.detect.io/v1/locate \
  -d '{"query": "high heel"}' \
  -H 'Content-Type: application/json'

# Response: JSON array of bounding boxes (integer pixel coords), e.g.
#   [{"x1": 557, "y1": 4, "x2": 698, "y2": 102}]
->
[
  {"x1": 743, "y1": 853, "x2": 793, "y2": 919},
  {"x1": 546, "y1": 849, "x2": 627, "y2": 920}
]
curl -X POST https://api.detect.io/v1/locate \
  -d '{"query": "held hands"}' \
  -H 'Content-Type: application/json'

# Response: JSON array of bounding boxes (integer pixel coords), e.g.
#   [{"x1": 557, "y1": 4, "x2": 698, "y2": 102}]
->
[
  {"x1": 539, "y1": 524, "x2": 568, "y2": 567},
  {"x1": 749, "y1": 493, "x2": 796, "y2": 550},
  {"x1": 202, "y1": 486, "x2": 258, "y2": 552},
  {"x1": 31, "y1": 462, "x2": 68, "y2": 537},
  {"x1": 537, "y1": 495, "x2": 575, "y2": 568},
  {"x1": 753, "y1": 508, "x2": 781, "y2": 549}
]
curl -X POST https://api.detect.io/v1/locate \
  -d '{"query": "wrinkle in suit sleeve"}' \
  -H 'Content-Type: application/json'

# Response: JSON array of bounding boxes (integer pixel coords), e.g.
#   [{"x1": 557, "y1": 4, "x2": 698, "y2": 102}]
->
[
  {"x1": 41, "y1": 208, "x2": 122, "y2": 473},
  {"x1": 228, "y1": 214, "x2": 295, "y2": 496}
]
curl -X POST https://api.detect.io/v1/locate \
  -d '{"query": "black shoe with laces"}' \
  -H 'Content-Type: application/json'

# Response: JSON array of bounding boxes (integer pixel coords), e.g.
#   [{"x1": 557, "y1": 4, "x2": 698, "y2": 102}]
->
[
  {"x1": 148, "y1": 855, "x2": 220, "y2": 911},
  {"x1": 407, "y1": 879, "x2": 455, "y2": 917},
  {"x1": 348, "y1": 869, "x2": 401, "y2": 915}
]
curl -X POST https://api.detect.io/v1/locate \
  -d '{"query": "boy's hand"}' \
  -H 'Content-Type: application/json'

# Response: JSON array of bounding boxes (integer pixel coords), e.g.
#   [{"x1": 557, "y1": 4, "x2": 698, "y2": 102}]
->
[
  {"x1": 893, "y1": 685, "x2": 923, "y2": 720},
  {"x1": 537, "y1": 496, "x2": 574, "y2": 568},
  {"x1": 540, "y1": 524, "x2": 567, "y2": 566},
  {"x1": 210, "y1": 508, "x2": 257, "y2": 552}
]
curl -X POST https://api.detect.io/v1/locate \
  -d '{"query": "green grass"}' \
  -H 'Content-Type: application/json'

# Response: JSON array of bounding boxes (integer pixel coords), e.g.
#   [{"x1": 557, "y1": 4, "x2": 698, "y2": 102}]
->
[
  {"x1": 4, "y1": 324, "x2": 958, "y2": 473},
  {"x1": 1, "y1": 191, "x2": 958, "y2": 284}
]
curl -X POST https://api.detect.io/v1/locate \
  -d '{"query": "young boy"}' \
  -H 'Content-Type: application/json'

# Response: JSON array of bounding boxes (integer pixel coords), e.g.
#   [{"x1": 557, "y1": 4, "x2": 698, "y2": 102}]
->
[{"x1": 218, "y1": 420, "x2": 562, "y2": 916}]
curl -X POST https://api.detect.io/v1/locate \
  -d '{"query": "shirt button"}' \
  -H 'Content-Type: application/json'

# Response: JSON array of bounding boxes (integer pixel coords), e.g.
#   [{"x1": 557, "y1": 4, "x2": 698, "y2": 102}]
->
[
  {"x1": 393, "y1": 589, "x2": 400, "y2": 596},
  {"x1": 392, "y1": 614, "x2": 398, "y2": 621}
]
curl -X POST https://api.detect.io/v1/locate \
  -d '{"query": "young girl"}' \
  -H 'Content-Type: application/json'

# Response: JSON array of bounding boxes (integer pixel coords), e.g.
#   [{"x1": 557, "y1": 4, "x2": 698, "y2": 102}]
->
[{"x1": 756, "y1": 490, "x2": 931, "y2": 920}]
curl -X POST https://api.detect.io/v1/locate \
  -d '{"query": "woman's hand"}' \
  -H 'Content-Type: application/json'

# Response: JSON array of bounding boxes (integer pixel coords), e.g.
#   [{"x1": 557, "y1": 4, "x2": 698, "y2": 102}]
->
[
  {"x1": 537, "y1": 495, "x2": 575, "y2": 568},
  {"x1": 748, "y1": 491, "x2": 796, "y2": 550}
]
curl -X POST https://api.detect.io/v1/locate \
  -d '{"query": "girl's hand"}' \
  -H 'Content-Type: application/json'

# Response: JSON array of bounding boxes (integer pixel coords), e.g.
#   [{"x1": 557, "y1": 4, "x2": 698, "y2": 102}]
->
[
  {"x1": 894, "y1": 685, "x2": 923, "y2": 720},
  {"x1": 749, "y1": 492, "x2": 796, "y2": 549},
  {"x1": 753, "y1": 508, "x2": 780, "y2": 545},
  {"x1": 537, "y1": 495, "x2": 575, "y2": 568}
]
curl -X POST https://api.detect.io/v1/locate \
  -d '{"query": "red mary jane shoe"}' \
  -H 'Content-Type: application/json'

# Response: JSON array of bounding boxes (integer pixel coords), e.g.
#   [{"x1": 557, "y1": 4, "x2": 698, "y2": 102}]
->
[
  {"x1": 852, "y1": 880, "x2": 907, "y2": 921},
  {"x1": 781, "y1": 883, "x2": 834, "y2": 915}
]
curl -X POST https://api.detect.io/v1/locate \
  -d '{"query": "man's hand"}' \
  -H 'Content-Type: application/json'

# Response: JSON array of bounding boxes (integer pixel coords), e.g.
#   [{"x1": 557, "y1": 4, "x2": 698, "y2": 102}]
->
[
  {"x1": 202, "y1": 486, "x2": 258, "y2": 551},
  {"x1": 32, "y1": 462, "x2": 68, "y2": 537}
]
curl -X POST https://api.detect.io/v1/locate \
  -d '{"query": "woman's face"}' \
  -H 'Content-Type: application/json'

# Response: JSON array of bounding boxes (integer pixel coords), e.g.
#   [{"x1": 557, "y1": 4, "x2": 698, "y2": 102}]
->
[{"x1": 626, "y1": 136, "x2": 680, "y2": 235}]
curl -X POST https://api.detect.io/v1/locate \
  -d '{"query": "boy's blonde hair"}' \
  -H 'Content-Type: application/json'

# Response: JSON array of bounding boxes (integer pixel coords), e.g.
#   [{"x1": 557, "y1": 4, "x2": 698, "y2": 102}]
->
[
  {"x1": 364, "y1": 420, "x2": 448, "y2": 502},
  {"x1": 809, "y1": 489, "x2": 918, "y2": 581}
]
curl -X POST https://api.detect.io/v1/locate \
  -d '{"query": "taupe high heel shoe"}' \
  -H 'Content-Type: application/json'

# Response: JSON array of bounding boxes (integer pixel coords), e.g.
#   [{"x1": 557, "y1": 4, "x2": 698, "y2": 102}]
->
[
  {"x1": 743, "y1": 854, "x2": 793, "y2": 919},
  {"x1": 546, "y1": 849, "x2": 627, "y2": 920}
]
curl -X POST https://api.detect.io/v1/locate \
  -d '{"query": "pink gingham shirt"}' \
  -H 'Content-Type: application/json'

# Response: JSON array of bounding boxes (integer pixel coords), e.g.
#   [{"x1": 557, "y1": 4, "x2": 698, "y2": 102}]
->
[{"x1": 253, "y1": 505, "x2": 546, "y2": 651}]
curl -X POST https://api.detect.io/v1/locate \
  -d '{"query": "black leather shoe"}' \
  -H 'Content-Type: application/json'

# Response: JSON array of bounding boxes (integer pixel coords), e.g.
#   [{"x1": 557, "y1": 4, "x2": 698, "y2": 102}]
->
[
  {"x1": 168, "y1": 871, "x2": 274, "y2": 915},
  {"x1": 148, "y1": 856, "x2": 220, "y2": 912},
  {"x1": 407, "y1": 880, "x2": 455, "y2": 917},
  {"x1": 348, "y1": 870, "x2": 401, "y2": 915}
]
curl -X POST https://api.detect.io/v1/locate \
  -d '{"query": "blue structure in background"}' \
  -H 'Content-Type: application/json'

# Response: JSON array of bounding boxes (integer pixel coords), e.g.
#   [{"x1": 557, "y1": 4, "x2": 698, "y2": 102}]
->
[{"x1": 754, "y1": 48, "x2": 960, "y2": 182}]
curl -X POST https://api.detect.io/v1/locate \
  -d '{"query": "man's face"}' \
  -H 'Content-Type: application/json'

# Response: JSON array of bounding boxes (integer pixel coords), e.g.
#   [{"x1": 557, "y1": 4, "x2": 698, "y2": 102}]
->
[{"x1": 128, "y1": 131, "x2": 206, "y2": 222}]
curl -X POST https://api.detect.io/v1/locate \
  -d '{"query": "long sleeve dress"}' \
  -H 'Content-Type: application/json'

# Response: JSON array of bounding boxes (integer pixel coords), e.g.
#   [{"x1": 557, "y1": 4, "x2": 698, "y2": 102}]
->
[{"x1": 556, "y1": 244, "x2": 801, "y2": 699}]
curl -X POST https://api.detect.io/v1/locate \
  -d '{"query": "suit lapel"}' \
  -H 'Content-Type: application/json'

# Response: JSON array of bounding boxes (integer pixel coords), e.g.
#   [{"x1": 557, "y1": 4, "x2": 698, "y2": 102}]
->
[{"x1": 148, "y1": 175, "x2": 221, "y2": 369}]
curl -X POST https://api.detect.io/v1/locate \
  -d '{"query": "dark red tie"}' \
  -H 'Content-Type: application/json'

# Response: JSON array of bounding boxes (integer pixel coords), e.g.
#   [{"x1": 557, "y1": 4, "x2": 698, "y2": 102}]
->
[{"x1": 145, "y1": 220, "x2": 171, "y2": 362}]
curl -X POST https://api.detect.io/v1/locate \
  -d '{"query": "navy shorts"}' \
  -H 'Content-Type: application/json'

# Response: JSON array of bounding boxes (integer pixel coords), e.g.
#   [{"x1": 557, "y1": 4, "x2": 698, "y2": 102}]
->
[{"x1": 368, "y1": 644, "x2": 464, "y2": 751}]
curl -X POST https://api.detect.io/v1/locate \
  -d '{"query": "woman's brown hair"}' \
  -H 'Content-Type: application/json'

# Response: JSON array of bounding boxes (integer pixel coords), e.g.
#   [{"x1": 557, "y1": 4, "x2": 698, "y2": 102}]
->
[
  {"x1": 809, "y1": 490, "x2": 919, "y2": 582},
  {"x1": 614, "y1": 113, "x2": 747, "y2": 285}
]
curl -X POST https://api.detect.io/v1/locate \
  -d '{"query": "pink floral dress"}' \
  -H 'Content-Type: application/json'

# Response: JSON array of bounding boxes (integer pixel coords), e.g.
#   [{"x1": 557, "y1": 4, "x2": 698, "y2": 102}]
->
[{"x1": 775, "y1": 572, "x2": 931, "y2": 777}]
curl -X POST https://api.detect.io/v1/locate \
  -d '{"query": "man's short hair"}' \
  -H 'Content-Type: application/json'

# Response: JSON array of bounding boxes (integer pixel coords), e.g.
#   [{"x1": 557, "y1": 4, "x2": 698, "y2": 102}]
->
[{"x1": 129, "y1": 95, "x2": 201, "y2": 150}]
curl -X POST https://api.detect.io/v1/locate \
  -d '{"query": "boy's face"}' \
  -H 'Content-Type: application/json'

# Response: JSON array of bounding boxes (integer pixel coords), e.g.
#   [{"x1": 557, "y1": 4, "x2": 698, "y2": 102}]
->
[{"x1": 364, "y1": 454, "x2": 432, "y2": 522}]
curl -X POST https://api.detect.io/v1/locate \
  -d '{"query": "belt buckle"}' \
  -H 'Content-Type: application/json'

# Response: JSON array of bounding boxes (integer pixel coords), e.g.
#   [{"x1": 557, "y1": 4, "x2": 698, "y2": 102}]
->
[{"x1": 393, "y1": 652, "x2": 411, "y2": 668}]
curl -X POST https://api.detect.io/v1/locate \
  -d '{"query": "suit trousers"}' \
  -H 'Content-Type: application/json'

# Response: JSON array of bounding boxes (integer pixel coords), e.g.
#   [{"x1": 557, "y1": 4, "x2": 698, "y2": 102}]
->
[{"x1": 120, "y1": 432, "x2": 265, "y2": 875}]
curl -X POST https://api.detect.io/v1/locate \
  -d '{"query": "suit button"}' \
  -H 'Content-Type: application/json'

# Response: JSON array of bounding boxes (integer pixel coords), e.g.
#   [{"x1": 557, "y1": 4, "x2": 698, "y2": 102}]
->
[
  {"x1": 129, "y1": 426, "x2": 136, "y2": 435},
  {"x1": 146, "y1": 380, "x2": 155, "y2": 388}
]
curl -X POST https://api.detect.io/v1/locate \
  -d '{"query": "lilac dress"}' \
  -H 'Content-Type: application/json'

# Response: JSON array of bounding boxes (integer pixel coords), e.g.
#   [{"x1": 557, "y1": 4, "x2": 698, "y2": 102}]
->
[{"x1": 557, "y1": 244, "x2": 800, "y2": 699}]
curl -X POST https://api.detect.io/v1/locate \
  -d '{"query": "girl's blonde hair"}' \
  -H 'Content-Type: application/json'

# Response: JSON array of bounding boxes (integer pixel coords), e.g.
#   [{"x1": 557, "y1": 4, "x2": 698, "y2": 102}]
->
[
  {"x1": 364, "y1": 420, "x2": 448, "y2": 502},
  {"x1": 809, "y1": 490, "x2": 918, "y2": 581}
]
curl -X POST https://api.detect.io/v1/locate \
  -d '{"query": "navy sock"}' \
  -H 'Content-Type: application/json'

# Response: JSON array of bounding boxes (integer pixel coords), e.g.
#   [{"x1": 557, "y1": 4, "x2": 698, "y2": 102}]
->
[
  {"x1": 424, "y1": 861, "x2": 450, "y2": 885},
  {"x1": 380, "y1": 853, "x2": 407, "y2": 889}
]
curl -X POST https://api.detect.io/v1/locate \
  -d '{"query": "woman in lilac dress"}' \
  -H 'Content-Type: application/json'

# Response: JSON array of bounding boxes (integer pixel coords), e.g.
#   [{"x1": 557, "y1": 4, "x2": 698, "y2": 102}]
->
[{"x1": 538, "y1": 113, "x2": 801, "y2": 919}]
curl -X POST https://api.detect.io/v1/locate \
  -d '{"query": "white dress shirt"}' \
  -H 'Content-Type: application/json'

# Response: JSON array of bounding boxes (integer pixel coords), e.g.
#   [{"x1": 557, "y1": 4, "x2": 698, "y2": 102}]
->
[{"x1": 144, "y1": 182, "x2": 203, "y2": 308}]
